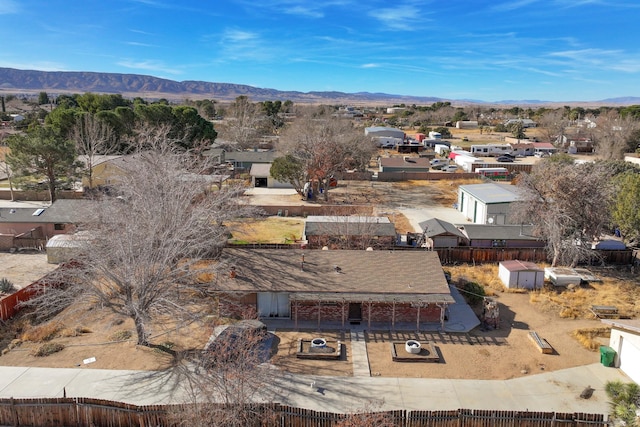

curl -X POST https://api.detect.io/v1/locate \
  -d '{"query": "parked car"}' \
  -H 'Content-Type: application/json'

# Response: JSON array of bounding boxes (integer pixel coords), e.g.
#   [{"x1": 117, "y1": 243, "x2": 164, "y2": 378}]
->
[
  {"x1": 441, "y1": 165, "x2": 459, "y2": 172},
  {"x1": 430, "y1": 158, "x2": 446, "y2": 166},
  {"x1": 496, "y1": 156, "x2": 514, "y2": 162}
]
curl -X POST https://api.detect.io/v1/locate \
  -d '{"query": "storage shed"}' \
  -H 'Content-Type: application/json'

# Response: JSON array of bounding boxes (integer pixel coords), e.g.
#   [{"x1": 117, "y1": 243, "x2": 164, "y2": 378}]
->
[
  {"x1": 601, "y1": 319, "x2": 640, "y2": 384},
  {"x1": 499, "y1": 260, "x2": 544, "y2": 289}
]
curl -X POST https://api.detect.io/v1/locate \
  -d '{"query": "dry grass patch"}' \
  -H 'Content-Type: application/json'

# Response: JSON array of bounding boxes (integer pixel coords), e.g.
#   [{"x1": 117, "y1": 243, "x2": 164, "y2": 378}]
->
[
  {"x1": 572, "y1": 327, "x2": 611, "y2": 351},
  {"x1": 530, "y1": 274, "x2": 640, "y2": 320},
  {"x1": 446, "y1": 264, "x2": 504, "y2": 295},
  {"x1": 227, "y1": 217, "x2": 305, "y2": 244},
  {"x1": 389, "y1": 212, "x2": 413, "y2": 234}
]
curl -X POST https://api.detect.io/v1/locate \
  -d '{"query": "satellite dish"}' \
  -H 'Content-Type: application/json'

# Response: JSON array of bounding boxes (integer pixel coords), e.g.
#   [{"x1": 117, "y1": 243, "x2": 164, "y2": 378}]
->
[{"x1": 488, "y1": 217, "x2": 494, "y2": 224}]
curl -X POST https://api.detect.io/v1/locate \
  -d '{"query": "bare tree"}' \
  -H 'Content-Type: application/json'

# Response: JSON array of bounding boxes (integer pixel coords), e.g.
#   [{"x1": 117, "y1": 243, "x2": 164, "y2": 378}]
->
[
  {"x1": 535, "y1": 109, "x2": 569, "y2": 144},
  {"x1": 0, "y1": 132, "x2": 16, "y2": 201},
  {"x1": 217, "y1": 96, "x2": 265, "y2": 150},
  {"x1": 169, "y1": 323, "x2": 279, "y2": 427},
  {"x1": 279, "y1": 107, "x2": 372, "y2": 201},
  {"x1": 26, "y1": 134, "x2": 256, "y2": 346},
  {"x1": 71, "y1": 112, "x2": 116, "y2": 191},
  {"x1": 592, "y1": 110, "x2": 640, "y2": 160},
  {"x1": 512, "y1": 156, "x2": 615, "y2": 266}
]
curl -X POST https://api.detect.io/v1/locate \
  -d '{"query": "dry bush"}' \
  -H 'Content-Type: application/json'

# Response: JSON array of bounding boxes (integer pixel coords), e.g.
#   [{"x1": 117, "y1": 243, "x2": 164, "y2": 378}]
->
[
  {"x1": 572, "y1": 327, "x2": 611, "y2": 351},
  {"x1": 21, "y1": 321, "x2": 63, "y2": 342},
  {"x1": 109, "y1": 330, "x2": 133, "y2": 341},
  {"x1": 58, "y1": 326, "x2": 92, "y2": 338},
  {"x1": 33, "y1": 342, "x2": 65, "y2": 357}
]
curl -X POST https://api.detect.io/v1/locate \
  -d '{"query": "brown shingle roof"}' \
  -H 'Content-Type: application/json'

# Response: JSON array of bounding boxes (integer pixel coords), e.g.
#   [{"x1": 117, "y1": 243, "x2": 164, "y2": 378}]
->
[{"x1": 214, "y1": 249, "x2": 451, "y2": 299}]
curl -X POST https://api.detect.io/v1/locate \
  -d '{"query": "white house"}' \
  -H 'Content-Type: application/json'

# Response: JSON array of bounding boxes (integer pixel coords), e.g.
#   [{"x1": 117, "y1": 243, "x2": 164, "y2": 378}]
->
[
  {"x1": 250, "y1": 163, "x2": 294, "y2": 188},
  {"x1": 498, "y1": 260, "x2": 544, "y2": 290},
  {"x1": 601, "y1": 319, "x2": 640, "y2": 384},
  {"x1": 457, "y1": 182, "x2": 522, "y2": 225}
]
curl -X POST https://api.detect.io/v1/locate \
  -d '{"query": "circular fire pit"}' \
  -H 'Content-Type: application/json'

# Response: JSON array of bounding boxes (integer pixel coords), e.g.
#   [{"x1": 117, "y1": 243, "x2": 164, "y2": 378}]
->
[
  {"x1": 311, "y1": 338, "x2": 327, "y2": 348},
  {"x1": 405, "y1": 340, "x2": 421, "y2": 354}
]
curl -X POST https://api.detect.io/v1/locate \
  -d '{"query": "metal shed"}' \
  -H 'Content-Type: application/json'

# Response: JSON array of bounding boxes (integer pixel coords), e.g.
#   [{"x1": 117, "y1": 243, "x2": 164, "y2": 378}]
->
[{"x1": 499, "y1": 260, "x2": 544, "y2": 289}]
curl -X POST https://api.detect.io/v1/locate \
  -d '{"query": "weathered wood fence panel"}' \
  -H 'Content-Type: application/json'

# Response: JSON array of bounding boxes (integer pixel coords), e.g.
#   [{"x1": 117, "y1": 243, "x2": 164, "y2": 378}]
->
[{"x1": 0, "y1": 399, "x2": 609, "y2": 427}]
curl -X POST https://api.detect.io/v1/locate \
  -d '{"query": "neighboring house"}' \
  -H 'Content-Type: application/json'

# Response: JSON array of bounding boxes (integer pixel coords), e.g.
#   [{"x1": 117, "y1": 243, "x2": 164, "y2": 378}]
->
[
  {"x1": 82, "y1": 154, "x2": 137, "y2": 190},
  {"x1": 504, "y1": 118, "x2": 537, "y2": 128},
  {"x1": 224, "y1": 150, "x2": 276, "y2": 172},
  {"x1": 304, "y1": 216, "x2": 397, "y2": 249},
  {"x1": 600, "y1": 319, "x2": 640, "y2": 384},
  {"x1": 457, "y1": 182, "x2": 522, "y2": 225},
  {"x1": 0, "y1": 199, "x2": 89, "y2": 250},
  {"x1": 213, "y1": 249, "x2": 455, "y2": 329},
  {"x1": 456, "y1": 224, "x2": 545, "y2": 248},
  {"x1": 250, "y1": 163, "x2": 294, "y2": 188},
  {"x1": 532, "y1": 142, "x2": 558, "y2": 157},
  {"x1": 498, "y1": 260, "x2": 545, "y2": 290},
  {"x1": 379, "y1": 156, "x2": 430, "y2": 173},
  {"x1": 364, "y1": 126, "x2": 405, "y2": 140},
  {"x1": 418, "y1": 218, "x2": 468, "y2": 248}
]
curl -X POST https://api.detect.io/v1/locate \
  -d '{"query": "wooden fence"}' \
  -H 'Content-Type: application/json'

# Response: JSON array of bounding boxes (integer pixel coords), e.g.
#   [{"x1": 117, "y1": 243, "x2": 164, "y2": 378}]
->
[
  {"x1": 0, "y1": 398, "x2": 608, "y2": 427},
  {"x1": 0, "y1": 263, "x2": 69, "y2": 321}
]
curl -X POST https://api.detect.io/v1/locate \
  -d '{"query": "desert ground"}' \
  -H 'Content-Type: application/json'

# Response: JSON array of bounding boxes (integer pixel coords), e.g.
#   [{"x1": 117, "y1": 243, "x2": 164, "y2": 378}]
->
[{"x1": 0, "y1": 275, "x2": 613, "y2": 380}]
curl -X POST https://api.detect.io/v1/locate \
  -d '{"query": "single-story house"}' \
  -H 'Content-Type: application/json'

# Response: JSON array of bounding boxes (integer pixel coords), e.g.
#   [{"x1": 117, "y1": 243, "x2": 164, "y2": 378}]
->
[
  {"x1": 379, "y1": 156, "x2": 430, "y2": 173},
  {"x1": 250, "y1": 163, "x2": 293, "y2": 188},
  {"x1": 600, "y1": 319, "x2": 640, "y2": 384},
  {"x1": 532, "y1": 142, "x2": 558, "y2": 157},
  {"x1": 457, "y1": 182, "x2": 523, "y2": 225},
  {"x1": 418, "y1": 218, "x2": 468, "y2": 248},
  {"x1": 456, "y1": 224, "x2": 545, "y2": 248},
  {"x1": 212, "y1": 249, "x2": 455, "y2": 330},
  {"x1": 498, "y1": 260, "x2": 545, "y2": 289},
  {"x1": 224, "y1": 150, "x2": 276, "y2": 172},
  {"x1": 304, "y1": 216, "x2": 397, "y2": 249},
  {"x1": 0, "y1": 199, "x2": 89, "y2": 250}
]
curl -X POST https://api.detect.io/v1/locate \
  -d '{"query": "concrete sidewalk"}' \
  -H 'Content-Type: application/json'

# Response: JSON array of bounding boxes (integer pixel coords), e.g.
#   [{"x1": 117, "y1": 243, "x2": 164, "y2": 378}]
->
[{"x1": 0, "y1": 363, "x2": 629, "y2": 415}]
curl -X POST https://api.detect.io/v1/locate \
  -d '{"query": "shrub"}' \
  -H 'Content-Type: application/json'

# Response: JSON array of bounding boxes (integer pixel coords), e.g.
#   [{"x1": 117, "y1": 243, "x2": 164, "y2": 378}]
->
[
  {"x1": 461, "y1": 281, "x2": 486, "y2": 305},
  {"x1": 33, "y1": 342, "x2": 65, "y2": 357},
  {"x1": 109, "y1": 330, "x2": 132, "y2": 341},
  {"x1": 0, "y1": 278, "x2": 16, "y2": 294},
  {"x1": 572, "y1": 327, "x2": 611, "y2": 351},
  {"x1": 21, "y1": 322, "x2": 62, "y2": 342}
]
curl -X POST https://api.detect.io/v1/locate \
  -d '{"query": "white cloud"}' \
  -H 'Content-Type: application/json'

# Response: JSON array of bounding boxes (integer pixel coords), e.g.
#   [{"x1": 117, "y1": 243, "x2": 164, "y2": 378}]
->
[
  {"x1": 368, "y1": 5, "x2": 422, "y2": 30},
  {"x1": 0, "y1": 0, "x2": 19, "y2": 14},
  {"x1": 116, "y1": 60, "x2": 182, "y2": 75}
]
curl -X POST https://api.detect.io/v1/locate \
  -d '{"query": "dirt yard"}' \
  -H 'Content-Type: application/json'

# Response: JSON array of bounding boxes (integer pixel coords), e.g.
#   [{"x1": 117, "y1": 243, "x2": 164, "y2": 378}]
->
[{"x1": 0, "y1": 289, "x2": 610, "y2": 380}]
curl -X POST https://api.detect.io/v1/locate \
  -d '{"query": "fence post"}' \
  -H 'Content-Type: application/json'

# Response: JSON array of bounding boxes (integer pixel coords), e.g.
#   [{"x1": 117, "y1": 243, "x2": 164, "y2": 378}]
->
[{"x1": 10, "y1": 397, "x2": 18, "y2": 427}]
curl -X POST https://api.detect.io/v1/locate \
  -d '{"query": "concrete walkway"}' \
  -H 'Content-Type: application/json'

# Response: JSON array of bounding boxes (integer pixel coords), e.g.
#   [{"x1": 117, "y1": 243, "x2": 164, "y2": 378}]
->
[
  {"x1": 349, "y1": 328, "x2": 370, "y2": 377},
  {"x1": 0, "y1": 363, "x2": 630, "y2": 416}
]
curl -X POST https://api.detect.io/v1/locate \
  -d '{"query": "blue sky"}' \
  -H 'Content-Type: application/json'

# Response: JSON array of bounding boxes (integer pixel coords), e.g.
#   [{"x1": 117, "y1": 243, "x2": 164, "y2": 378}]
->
[{"x1": 1, "y1": 0, "x2": 639, "y2": 102}]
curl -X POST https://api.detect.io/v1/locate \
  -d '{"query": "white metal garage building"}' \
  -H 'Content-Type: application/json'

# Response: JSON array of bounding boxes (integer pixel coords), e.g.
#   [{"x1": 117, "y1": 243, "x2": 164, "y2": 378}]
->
[{"x1": 602, "y1": 319, "x2": 640, "y2": 384}]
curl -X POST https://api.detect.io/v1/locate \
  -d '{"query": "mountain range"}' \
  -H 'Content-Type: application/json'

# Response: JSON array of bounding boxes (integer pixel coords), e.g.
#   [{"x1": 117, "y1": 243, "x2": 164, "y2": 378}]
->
[{"x1": 0, "y1": 67, "x2": 639, "y2": 107}]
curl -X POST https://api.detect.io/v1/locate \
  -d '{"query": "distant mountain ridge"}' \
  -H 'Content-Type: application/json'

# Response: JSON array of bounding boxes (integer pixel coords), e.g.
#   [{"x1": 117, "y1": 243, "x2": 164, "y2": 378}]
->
[{"x1": 0, "y1": 67, "x2": 638, "y2": 106}]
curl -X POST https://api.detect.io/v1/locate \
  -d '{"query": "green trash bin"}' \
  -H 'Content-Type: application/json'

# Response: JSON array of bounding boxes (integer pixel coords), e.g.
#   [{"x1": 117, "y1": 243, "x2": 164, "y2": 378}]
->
[{"x1": 600, "y1": 345, "x2": 616, "y2": 367}]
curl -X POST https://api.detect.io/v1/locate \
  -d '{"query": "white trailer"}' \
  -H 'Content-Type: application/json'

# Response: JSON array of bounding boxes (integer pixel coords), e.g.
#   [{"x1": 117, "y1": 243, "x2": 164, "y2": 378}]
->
[{"x1": 470, "y1": 144, "x2": 513, "y2": 157}]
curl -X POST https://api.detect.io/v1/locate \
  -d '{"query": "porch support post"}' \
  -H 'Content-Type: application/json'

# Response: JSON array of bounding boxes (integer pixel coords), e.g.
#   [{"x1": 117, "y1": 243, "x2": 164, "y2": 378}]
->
[
  {"x1": 294, "y1": 300, "x2": 298, "y2": 330},
  {"x1": 416, "y1": 302, "x2": 421, "y2": 332},
  {"x1": 392, "y1": 299, "x2": 396, "y2": 331},
  {"x1": 341, "y1": 299, "x2": 345, "y2": 328},
  {"x1": 367, "y1": 300, "x2": 372, "y2": 329},
  {"x1": 317, "y1": 299, "x2": 321, "y2": 330}
]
